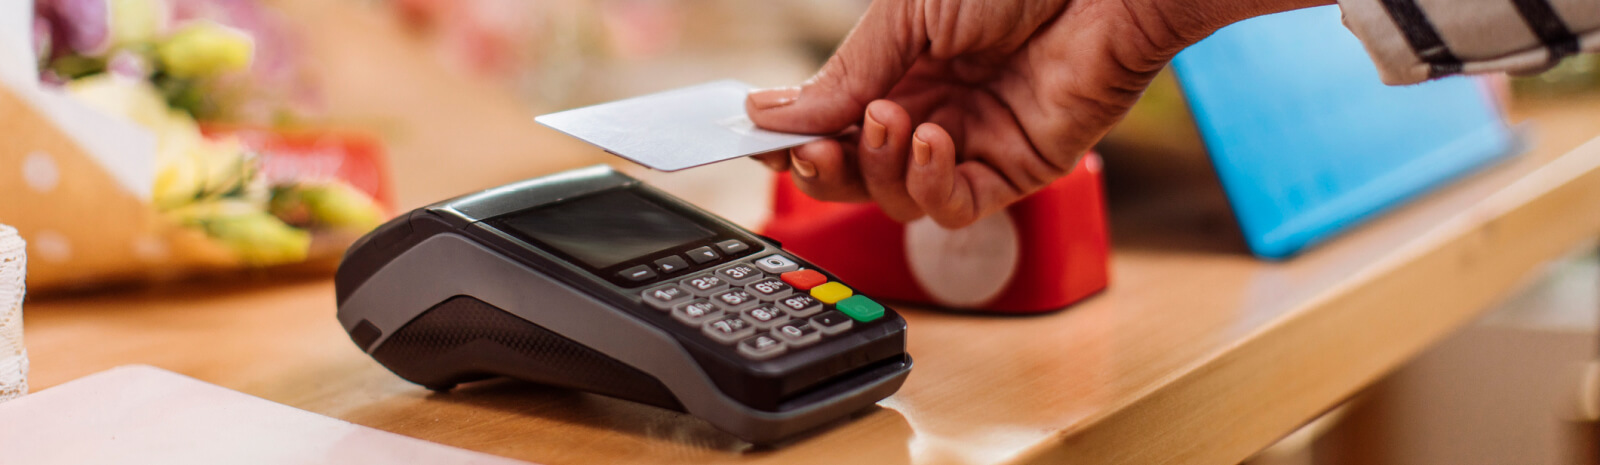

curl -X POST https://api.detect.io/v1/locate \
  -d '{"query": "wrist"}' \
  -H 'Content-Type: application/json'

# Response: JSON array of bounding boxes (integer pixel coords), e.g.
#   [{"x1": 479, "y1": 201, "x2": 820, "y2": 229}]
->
[{"x1": 1130, "y1": 0, "x2": 1339, "y2": 53}]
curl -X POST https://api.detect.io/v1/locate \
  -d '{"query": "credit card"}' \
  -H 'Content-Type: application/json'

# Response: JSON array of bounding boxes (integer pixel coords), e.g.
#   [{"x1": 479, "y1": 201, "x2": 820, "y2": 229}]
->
[{"x1": 535, "y1": 80, "x2": 824, "y2": 172}]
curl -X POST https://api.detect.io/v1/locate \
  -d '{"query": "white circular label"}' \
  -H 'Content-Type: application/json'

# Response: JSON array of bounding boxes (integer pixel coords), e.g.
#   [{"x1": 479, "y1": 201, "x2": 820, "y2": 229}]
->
[
  {"x1": 903, "y1": 212, "x2": 1021, "y2": 308},
  {"x1": 31, "y1": 230, "x2": 71, "y2": 263},
  {"x1": 21, "y1": 151, "x2": 59, "y2": 193}
]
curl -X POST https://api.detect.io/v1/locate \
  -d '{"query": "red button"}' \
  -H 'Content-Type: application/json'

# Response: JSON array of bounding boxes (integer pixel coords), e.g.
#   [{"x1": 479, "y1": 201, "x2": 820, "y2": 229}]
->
[{"x1": 780, "y1": 270, "x2": 827, "y2": 290}]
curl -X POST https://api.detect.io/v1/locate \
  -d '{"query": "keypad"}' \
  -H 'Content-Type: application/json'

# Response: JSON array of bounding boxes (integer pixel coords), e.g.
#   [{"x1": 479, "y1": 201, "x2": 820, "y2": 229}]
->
[
  {"x1": 773, "y1": 321, "x2": 821, "y2": 347},
  {"x1": 780, "y1": 269, "x2": 827, "y2": 290},
  {"x1": 679, "y1": 273, "x2": 730, "y2": 296},
  {"x1": 776, "y1": 294, "x2": 823, "y2": 318},
  {"x1": 810, "y1": 311, "x2": 855, "y2": 335},
  {"x1": 703, "y1": 315, "x2": 756, "y2": 344},
  {"x1": 641, "y1": 284, "x2": 692, "y2": 310},
  {"x1": 714, "y1": 263, "x2": 763, "y2": 285},
  {"x1": 618, "y1": 265, "x2": 657, "y2": 283},
  {"x1": 716, "y1": 239, "x2": 750, "y2": 255},
  {"x1": 646, "y1": 255, "x2": 884, "y2": 360},
  {"x1": 809, "y1": 282, "x2": 853, "y2": 304},
  {"x1": 737, "y1": 333, "x2": 786, "y2": 360},
  {"x1": 710, "y1": 288, "x2": 760, "y2": 312},
  {"x1": 653, "y1": 255, "x2": 690, "y2": 274},
  {"x1": 745, "y1": 277, "x2": 794, "y2": 301},
  {"x1": 836, "y1": 295, "x2": 885, "y2": 322},
  {"x1": 753, "y1": 254, "x2": 799, "y2": 273},
  {"x1": 742, "y1": 305, "x2": 790, "y2": 329},
  {"x1": 686, "y1": 246, "x2": 720, "y2": 264},
  {"x1": 672, "y1": 300, "x2": 723, "y2": 325}
]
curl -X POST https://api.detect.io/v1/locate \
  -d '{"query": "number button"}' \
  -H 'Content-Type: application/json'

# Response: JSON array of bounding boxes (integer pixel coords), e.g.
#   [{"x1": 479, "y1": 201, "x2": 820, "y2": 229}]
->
[
  {"x1": 772, "y1": 321, "x2": 821, "y2": 347},
  {"x1": 703, "y1": 315, "x2": 756, "y2": 344},
  {"x1": 745, "y1": 277, "x2": 794, "y2": 301},
  {"x1": 777, "y1": 294, "x2": 823, "y2": 318},
  {"x1": 714, "y1": 263, "x2": 763, "y2": 286},
  {"x1": 741, "y1": 305, "x2": 790, "y2": 329},
  {"x1": 640, "y1": 284, "x2": 691, "y2": 310},
  {"x1": 710, "y1": 289, "x2": 760, "y2": 312},
  {"x1": 672, "y1": 300, "x2": 723, "y2": 326},
  {"x1": 678, "y1": 273, "x2": 730, "y2": 296},
  {"x1": 809, "y1": 310, "x2": 855, "y2": 335},
  {"x1": 753, "y1": 254, "x2": 799, "y2": 273},
  {"x1": 737, "y1": 334, "x2": 787, "y2": 360}
]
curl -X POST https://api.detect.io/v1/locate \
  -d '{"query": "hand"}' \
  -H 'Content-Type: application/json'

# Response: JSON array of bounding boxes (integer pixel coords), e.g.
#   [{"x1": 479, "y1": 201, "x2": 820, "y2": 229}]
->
[{"x1": 747, "y1": 0, "x2": 1330, "y2": 227}]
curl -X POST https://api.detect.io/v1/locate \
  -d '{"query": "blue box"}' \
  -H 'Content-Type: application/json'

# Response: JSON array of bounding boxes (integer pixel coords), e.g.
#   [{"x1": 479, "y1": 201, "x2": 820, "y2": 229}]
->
[{"x1": 1170, "y1": 6, "x2": 1518, "y2": 259}]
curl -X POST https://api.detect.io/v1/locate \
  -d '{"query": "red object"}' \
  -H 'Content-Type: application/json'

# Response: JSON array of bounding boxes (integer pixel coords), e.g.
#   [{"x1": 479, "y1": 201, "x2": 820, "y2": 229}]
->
[
  {"x1": 202, "y1": 126, "x2": 395, "y2": 211},
  {"x1": 780, "y1": 270, "x2": 828, "y2": 290},
  {"x1": 762, "y1": 153, "x2": 1111, "y2": 313}
]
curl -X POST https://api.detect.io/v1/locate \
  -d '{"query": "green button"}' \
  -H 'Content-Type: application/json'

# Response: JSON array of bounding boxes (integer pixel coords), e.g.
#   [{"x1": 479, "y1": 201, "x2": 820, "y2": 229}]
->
[{"x1": 835, "y1": 295, "x2": 884, "y2": 322}]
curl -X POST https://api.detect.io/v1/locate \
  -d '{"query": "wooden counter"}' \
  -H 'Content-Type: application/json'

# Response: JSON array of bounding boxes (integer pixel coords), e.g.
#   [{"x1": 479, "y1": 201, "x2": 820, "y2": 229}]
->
[{"x1": 18, "y1": 92, "x2": 1600, "y2": 465}]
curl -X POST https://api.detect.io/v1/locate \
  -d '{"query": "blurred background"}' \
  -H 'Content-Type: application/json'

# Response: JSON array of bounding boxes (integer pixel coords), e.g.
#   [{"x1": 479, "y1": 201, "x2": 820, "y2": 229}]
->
[{"x1": 5, "y1": 0, "x2": 1600, "y2": 463}]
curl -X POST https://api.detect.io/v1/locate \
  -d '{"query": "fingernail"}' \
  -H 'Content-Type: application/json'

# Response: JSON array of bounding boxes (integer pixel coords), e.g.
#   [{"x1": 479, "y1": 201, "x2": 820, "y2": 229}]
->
[
  {"x1": 791, "y1": 152, "x2": 817, "y2": 177},
  {"x1": 749, "y1": 87, "x2": 801, "y2": 110},
  {"x1": 912, "y1": 132, "x2": 931, "y2": 166},
  {"x1": 864, "y1": 111, "x2": 887, "y2": 150}
]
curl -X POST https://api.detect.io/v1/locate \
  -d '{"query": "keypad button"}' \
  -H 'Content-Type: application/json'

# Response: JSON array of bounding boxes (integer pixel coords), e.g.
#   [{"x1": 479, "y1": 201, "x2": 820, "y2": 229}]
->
[
  {"x1": 810, "y1": 311, "x2": 855, "y2": 335},
  {"x1": 654, "y1": 255, "x2": 690, "y2": 274},
  {"x1": 836, "y1": 295, "x2": 885, "y2": 322},
  {"x1": 745, "y1": 277, "x2": 794, "y2": 301},
  {"x1": 737, "y1": 334, "x2": 787, "y2": 360},
  {"x1": 678, "y1": 273, "x2": 730, "y2": 296},
  {"x1": 714, "y1": 263, "x2": 763, "y2": 285},
  {"x1": 686, "y1": 246, "x2": 720, "y2": 264},
  {"x1": 809, "y1": 282, "x2": 853, "y2": 304},
  {"x1": 780, "y1": 269, "x2": 827, "y2": 290},
  {"x1": 753, "y1": 254, "x2": 799, "y2": 273},
  {"x1": 776, "y1": 294, "x2": 824, "y2": 318},
  {"x1": 672, "y1": 300, "x2": 723, "y2": 325},
  {"x1": 716, "y1": 239, "x2": 750, "y2": 256},
  {"x1": 703, "y1": 315, "x2": 756, "y2": 344},
  {"x1": 618, "y1": 265, "x2": 657, "y2": 283},
  {"x1": 709, "y1": 289, "x2": 760, "y2": 312},
  {"x1": 641, "y1": 284, "x2": 692, "y2": 310},
  {"x1": 741, "y1": 305, "x2": 790, "y2": 329},
  {"x1": 772, "y1": 321, "x2": 821, "y2": 347}
]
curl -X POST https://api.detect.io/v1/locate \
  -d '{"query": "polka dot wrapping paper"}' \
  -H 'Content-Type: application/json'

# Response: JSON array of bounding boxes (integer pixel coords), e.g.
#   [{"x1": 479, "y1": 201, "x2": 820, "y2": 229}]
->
[
  {"x1": 0, "y1": 75, "x2": 395, "y2": 292},
  {"x1": 0, "y1": 225, "x2": 26, "y2": 402}
]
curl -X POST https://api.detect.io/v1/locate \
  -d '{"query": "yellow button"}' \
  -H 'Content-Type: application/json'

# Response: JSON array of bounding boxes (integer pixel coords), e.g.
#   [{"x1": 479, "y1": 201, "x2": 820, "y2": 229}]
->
[{"x1": 810, "y1": 282, "x2": 853, "y2": 304}]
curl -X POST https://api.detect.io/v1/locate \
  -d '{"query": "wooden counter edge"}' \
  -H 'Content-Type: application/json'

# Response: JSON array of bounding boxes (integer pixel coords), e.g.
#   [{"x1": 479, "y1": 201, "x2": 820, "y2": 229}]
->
[{"x1": 1015, "y1": 136, "x2": 1600, "y2": 465}]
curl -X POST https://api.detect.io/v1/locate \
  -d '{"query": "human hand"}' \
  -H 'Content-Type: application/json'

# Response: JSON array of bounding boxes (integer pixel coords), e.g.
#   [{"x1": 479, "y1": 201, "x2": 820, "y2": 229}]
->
[{"x1": 747, "y1": 0, "x2": 1330, "y2": 227}]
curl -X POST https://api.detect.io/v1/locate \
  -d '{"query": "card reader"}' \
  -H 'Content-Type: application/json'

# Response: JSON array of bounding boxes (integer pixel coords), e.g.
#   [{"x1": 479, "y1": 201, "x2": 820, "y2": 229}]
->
[{"x1": 334, "y1": 165, "x2": 911, "y2": 444}]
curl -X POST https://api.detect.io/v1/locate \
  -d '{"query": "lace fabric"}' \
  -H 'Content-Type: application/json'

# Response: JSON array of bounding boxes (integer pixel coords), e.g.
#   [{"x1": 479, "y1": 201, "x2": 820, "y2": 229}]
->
[{"x1": 0, "y1": 225, "x2": 28, "y2": 402}]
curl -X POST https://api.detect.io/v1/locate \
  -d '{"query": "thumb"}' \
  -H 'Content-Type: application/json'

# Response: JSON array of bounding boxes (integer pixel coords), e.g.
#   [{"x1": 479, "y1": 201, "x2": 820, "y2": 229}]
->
[{"x1": 746, "y1": 0, "x2": 922, "y2": 134}]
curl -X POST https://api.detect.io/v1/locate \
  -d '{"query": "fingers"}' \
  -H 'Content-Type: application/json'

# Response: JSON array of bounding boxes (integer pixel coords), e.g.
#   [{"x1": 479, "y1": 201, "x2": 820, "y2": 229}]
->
[
  {"x1": 907, "y1": 123, "x2": 1023, "y2": 229},
  {"x1": 750, "y1": 151, "x2": 791, "y2": 172},
  {"x1": 745, "y1": 0, "x2": 921, "y2": 134},
  {"x1": 857, "y1": 100, "x2": 923, "y2": 222},
  {"x1": 787, "y1": 139, "x2": 871, "y2": 203}
]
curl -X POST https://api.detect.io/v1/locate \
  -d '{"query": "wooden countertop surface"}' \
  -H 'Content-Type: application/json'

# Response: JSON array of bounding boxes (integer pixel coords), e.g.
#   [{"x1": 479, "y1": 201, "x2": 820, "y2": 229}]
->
[{"x1": 18, "y1": 2, "x2": 1600, "y2": 463}]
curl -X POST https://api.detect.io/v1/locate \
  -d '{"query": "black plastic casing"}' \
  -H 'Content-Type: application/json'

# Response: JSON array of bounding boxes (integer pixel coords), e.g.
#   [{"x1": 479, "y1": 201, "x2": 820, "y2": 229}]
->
[{"x1": 334, "y1": 166, "x2": 910, "y2": 436}]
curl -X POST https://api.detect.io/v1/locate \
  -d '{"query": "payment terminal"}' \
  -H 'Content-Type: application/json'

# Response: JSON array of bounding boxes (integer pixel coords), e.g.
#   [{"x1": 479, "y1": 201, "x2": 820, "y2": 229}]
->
[{"x1": 334, "y1": 165, "x2": 911, "y2": 444}]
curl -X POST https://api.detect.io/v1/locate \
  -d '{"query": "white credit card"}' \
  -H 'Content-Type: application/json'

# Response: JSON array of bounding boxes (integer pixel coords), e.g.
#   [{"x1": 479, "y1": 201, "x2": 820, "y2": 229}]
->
[{"x1": 535, "y1": 80, "x2": 824, "y2": 172}]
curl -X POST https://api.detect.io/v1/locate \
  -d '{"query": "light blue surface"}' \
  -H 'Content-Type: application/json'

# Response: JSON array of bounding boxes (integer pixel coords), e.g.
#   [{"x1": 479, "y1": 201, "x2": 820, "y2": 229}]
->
[{"x1": 1171, "y1": 6, "x2": 1517, "y2": 259}]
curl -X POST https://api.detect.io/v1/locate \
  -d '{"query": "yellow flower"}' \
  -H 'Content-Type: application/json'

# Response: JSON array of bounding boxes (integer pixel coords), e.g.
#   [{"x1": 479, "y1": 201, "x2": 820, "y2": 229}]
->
[
  {"x1": 157, "y1": 20, "x2": 253, "y2": 78},
  {"x1": 167, "y1": 201, "x2": 310, "y2": 266}
]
